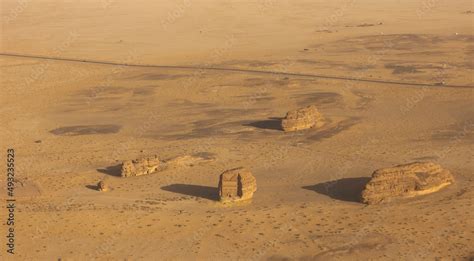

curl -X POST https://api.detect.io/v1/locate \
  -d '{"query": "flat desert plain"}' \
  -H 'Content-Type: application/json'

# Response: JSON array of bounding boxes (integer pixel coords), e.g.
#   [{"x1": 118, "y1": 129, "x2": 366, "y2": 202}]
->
[{"x1": 0, "y1": 0, "x2": 473, "y2": 260}]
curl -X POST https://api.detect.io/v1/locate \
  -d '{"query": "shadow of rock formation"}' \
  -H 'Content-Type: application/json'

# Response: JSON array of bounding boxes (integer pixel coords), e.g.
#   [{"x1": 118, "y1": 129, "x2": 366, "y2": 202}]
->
[
  {"x1": 85, "y1": 184, "x2": 99, "y2": 191},
  {"x1": 97, "y1": 164, "x2": 122, "y2": 177},
  {"x1": 244, "y1": 117, "x2": 283, "y2": 131},
  {"x1": 303, "y1": 177, "x2": 370, "y2": 203},
  {"x1": 161, "y1": 184, "x2": 218, "y2": 201}
]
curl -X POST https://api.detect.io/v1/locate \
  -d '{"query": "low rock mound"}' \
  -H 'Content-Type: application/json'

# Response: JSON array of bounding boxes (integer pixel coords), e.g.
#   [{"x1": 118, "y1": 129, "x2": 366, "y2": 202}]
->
[
  {"x1": 218, "y1": 167, "x2": 257, "y2": 203},
  {"x1": 120, "y1": 155, "x2": 160, "y2": 177},
  {"x1": 361, "y1": 162, "x2": 454, "y2": 204},
  {"x1": 164, "y1": 153, "x2": 215, "y2": 168},
  {"x1": 281, "y1": 105, "x2": 324, "y2": 132}
]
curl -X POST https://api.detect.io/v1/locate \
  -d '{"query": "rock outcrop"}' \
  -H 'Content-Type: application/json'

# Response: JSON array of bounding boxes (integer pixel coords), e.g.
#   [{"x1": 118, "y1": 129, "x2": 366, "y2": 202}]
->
[
  {"x1": 120, "y1": 155, "x2": 161, "y2": 177},
  {"x1": 361, "y1": 162, "x2": 454, "y2": 204},
  {"x1": 281, "y1": 105, "x2": 324, "y2": 132},
  {"x1": 97, "y1": 180, "x2": 109, "y2": 192},
  {"x1": 218, "y1": 167, "x2": 257, "y2": 203}
]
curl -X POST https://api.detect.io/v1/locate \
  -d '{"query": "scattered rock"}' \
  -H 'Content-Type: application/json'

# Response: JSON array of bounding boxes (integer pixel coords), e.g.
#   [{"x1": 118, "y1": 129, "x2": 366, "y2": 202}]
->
[
  {"x1": 281, "y1": 105, "x2": 324, "y2": 132},
  {"x1": 120, "y1": 155, "x2": 161, "y2": 177},
  {"x1": 361, "y1": 162, "x2": 454, "y2": 204},
  {"x1": 97, "y1": 180, "x2": 109, "y2": 192},
  {"x1": 218, "y1": 167, "x2": 257, "y2": 203}
]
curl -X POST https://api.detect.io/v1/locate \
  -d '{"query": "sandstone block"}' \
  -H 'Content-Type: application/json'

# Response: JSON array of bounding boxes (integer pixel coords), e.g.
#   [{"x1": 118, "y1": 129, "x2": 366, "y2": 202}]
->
[
  {"x1": 120, "y1": 155, "x2": 161, "y2": 177},
  {"x1": 218, "y1": 167, "x2": 257, "y2": 203},
  {"x1": 281, "y1": 105, "x2": 324, "y2": 132},
  {"x1": 361, "y1": 162, "x2": 454, "y2": 204}
]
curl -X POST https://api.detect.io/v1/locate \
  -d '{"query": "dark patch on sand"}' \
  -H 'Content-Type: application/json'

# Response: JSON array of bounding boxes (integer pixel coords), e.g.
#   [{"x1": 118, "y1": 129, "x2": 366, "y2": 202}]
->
[
  {"x1": 218, "y1": 60, "x2": 277, "y2": 68},
  {"x1": 296, "y1": 59, "x2": 375, "y2": 71},
  {"x1": 352, "y1": 90, "x2": 375, "y2": 110},
  {"x1": 412, "y1": 156, "x2": 439, "y2": 161},
  {"x1": 235, "y1": 94, "x2": 275, "y2": 103},
  {"x1": 431, "y1": 120, "x2": 474, "y2": 142},
  {"x1": 204, "y1": 108, "x2": 263, "y2": 118},
  {"x1": 385, "y1": 64, "x2": 421, "y2": 74},
  {"x1": 127, "y1": 73, "x2": 189, "y2": 81},
  {"x1": 243, "y1": 77, "x2": 291, "y2": 87},
  {"x1": 158, "y1": 119, "x2": 256, "y2": 140},
  {"x1": 292, "y1": 92, "x2": 342, "y2": 107},
  {"x1": 65, "y1": 85, "x2": 157, "y2": 113},
  {"x1": 307, "y1": 118, "x2": 359, "y2": 141},
  {"x1": 314, "y1": 34, "x2": 474, "y2": 53},
  {"x1": 50, "y1": 124, "x2": 121, "y2": 136},
  {"x1": 167, "y1": 99, "x2": 213, "y2": 111}
]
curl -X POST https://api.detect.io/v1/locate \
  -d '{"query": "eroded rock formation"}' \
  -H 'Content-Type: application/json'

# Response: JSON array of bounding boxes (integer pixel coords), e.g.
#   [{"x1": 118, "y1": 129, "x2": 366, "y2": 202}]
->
[
  {"x1": 218, "y1": 167, "x2": 257, "y2": 203},
  {"x1": 281, "y1": 105, "x2": 324, "y2": 132},
  {"x1": 119, "y1": 153, "x2": 215, "y2": 177},
  {"x1": 120, "y1": 155, "x2": 161, "y2": 177},
  {"x1": 361, "y1": 162, "x2": 454, "y2": 204}
]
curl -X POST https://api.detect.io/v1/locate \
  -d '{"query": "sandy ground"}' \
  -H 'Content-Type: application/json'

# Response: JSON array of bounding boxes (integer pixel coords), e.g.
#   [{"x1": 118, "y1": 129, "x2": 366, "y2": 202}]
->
[{"x1": 0, "y1": 0, "x2": 473, "y2": 260}]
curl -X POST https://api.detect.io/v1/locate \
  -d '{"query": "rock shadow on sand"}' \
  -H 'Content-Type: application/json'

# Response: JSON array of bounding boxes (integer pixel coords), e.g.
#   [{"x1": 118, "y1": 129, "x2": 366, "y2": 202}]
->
[
  {"x1": 161, "y1": 184, "x2": 218, "y2": 201},
  {"x1": 97, "y1": 164, "x2": 122, "y2": 177},
  {"x1": 303, "y1": 177, "x2": 370, "y2": 203},
  {"x1": 244, "y1": 117, "x2": 283, "y2": 131},
  {"x1": 85, "y1": 184, "x2": 100, "y2": 191}
]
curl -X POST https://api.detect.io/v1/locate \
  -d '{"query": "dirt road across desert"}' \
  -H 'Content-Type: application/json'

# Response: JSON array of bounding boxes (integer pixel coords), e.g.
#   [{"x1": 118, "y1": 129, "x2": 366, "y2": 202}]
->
[{"x1": 1, "y1": 0, "x2": 473, "y2": 260}]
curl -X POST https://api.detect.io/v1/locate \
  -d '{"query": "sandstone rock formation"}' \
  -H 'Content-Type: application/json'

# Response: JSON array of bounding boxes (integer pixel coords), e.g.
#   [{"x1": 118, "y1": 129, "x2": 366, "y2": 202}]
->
[
  {"x1": 281, "y1": 105, "x2": 324, "y2": 132},
  {"x1": 97, "y1": 180, "x2": 109, "y2": 192},
  {"x1": 120, "y1": 155, "x2": 161, "y2": 177},
  {"x1": 218, "y1": 167, "x2": 257, "y2": 203},
  {"x1": 361, "y1": 162, "x2": 454, "y2": 204}
]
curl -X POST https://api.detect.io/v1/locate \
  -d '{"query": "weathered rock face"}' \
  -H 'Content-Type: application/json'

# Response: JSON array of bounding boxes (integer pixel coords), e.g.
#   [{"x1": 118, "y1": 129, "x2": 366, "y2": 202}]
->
[
  {"x1": 218, "y1": 167, "x2": 257, "y2": 203},
  {"x1": 97, "y1": 180, "x2": 109, "y2": 192},
  {"x1": 120, "y1": 155, "x2": 161, "y2": 177},
  {"x1": 281, "y1": 105, "x2": 324, "y2": 132},
  {"x1": 361, "y1": 162, "x2": 454, "y2": 204}
]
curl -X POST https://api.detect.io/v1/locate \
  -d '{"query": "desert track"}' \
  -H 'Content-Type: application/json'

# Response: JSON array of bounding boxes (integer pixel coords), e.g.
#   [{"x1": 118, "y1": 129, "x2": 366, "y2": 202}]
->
[{"x1": 1, "y1": 52, "x2": 472, "y2": 89}]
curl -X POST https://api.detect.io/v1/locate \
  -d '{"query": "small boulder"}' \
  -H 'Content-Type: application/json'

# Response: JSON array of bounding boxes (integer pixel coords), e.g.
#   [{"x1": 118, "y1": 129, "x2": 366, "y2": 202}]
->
[
  {"x1": 218, "y1": 167, "x2": 257, "y2": 203},
  {"x1": 97, "y1": 180, "x2": 109, "y2": 192},
  {"x1": 120, "y1": 155, "x2": 160, "y2": 177},
  {"x1": 361, "y1": 162, "x2": 454, "y2": 204},
  {"x1": 281, "y1": 105, "x2": 324, "y2": 132}
]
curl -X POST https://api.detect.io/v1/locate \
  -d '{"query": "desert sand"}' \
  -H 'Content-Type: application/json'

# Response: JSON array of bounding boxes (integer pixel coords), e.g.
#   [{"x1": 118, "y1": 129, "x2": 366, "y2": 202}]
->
[{"x1": 0, "y1": 0, "x2": 473, "y2": 260}]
